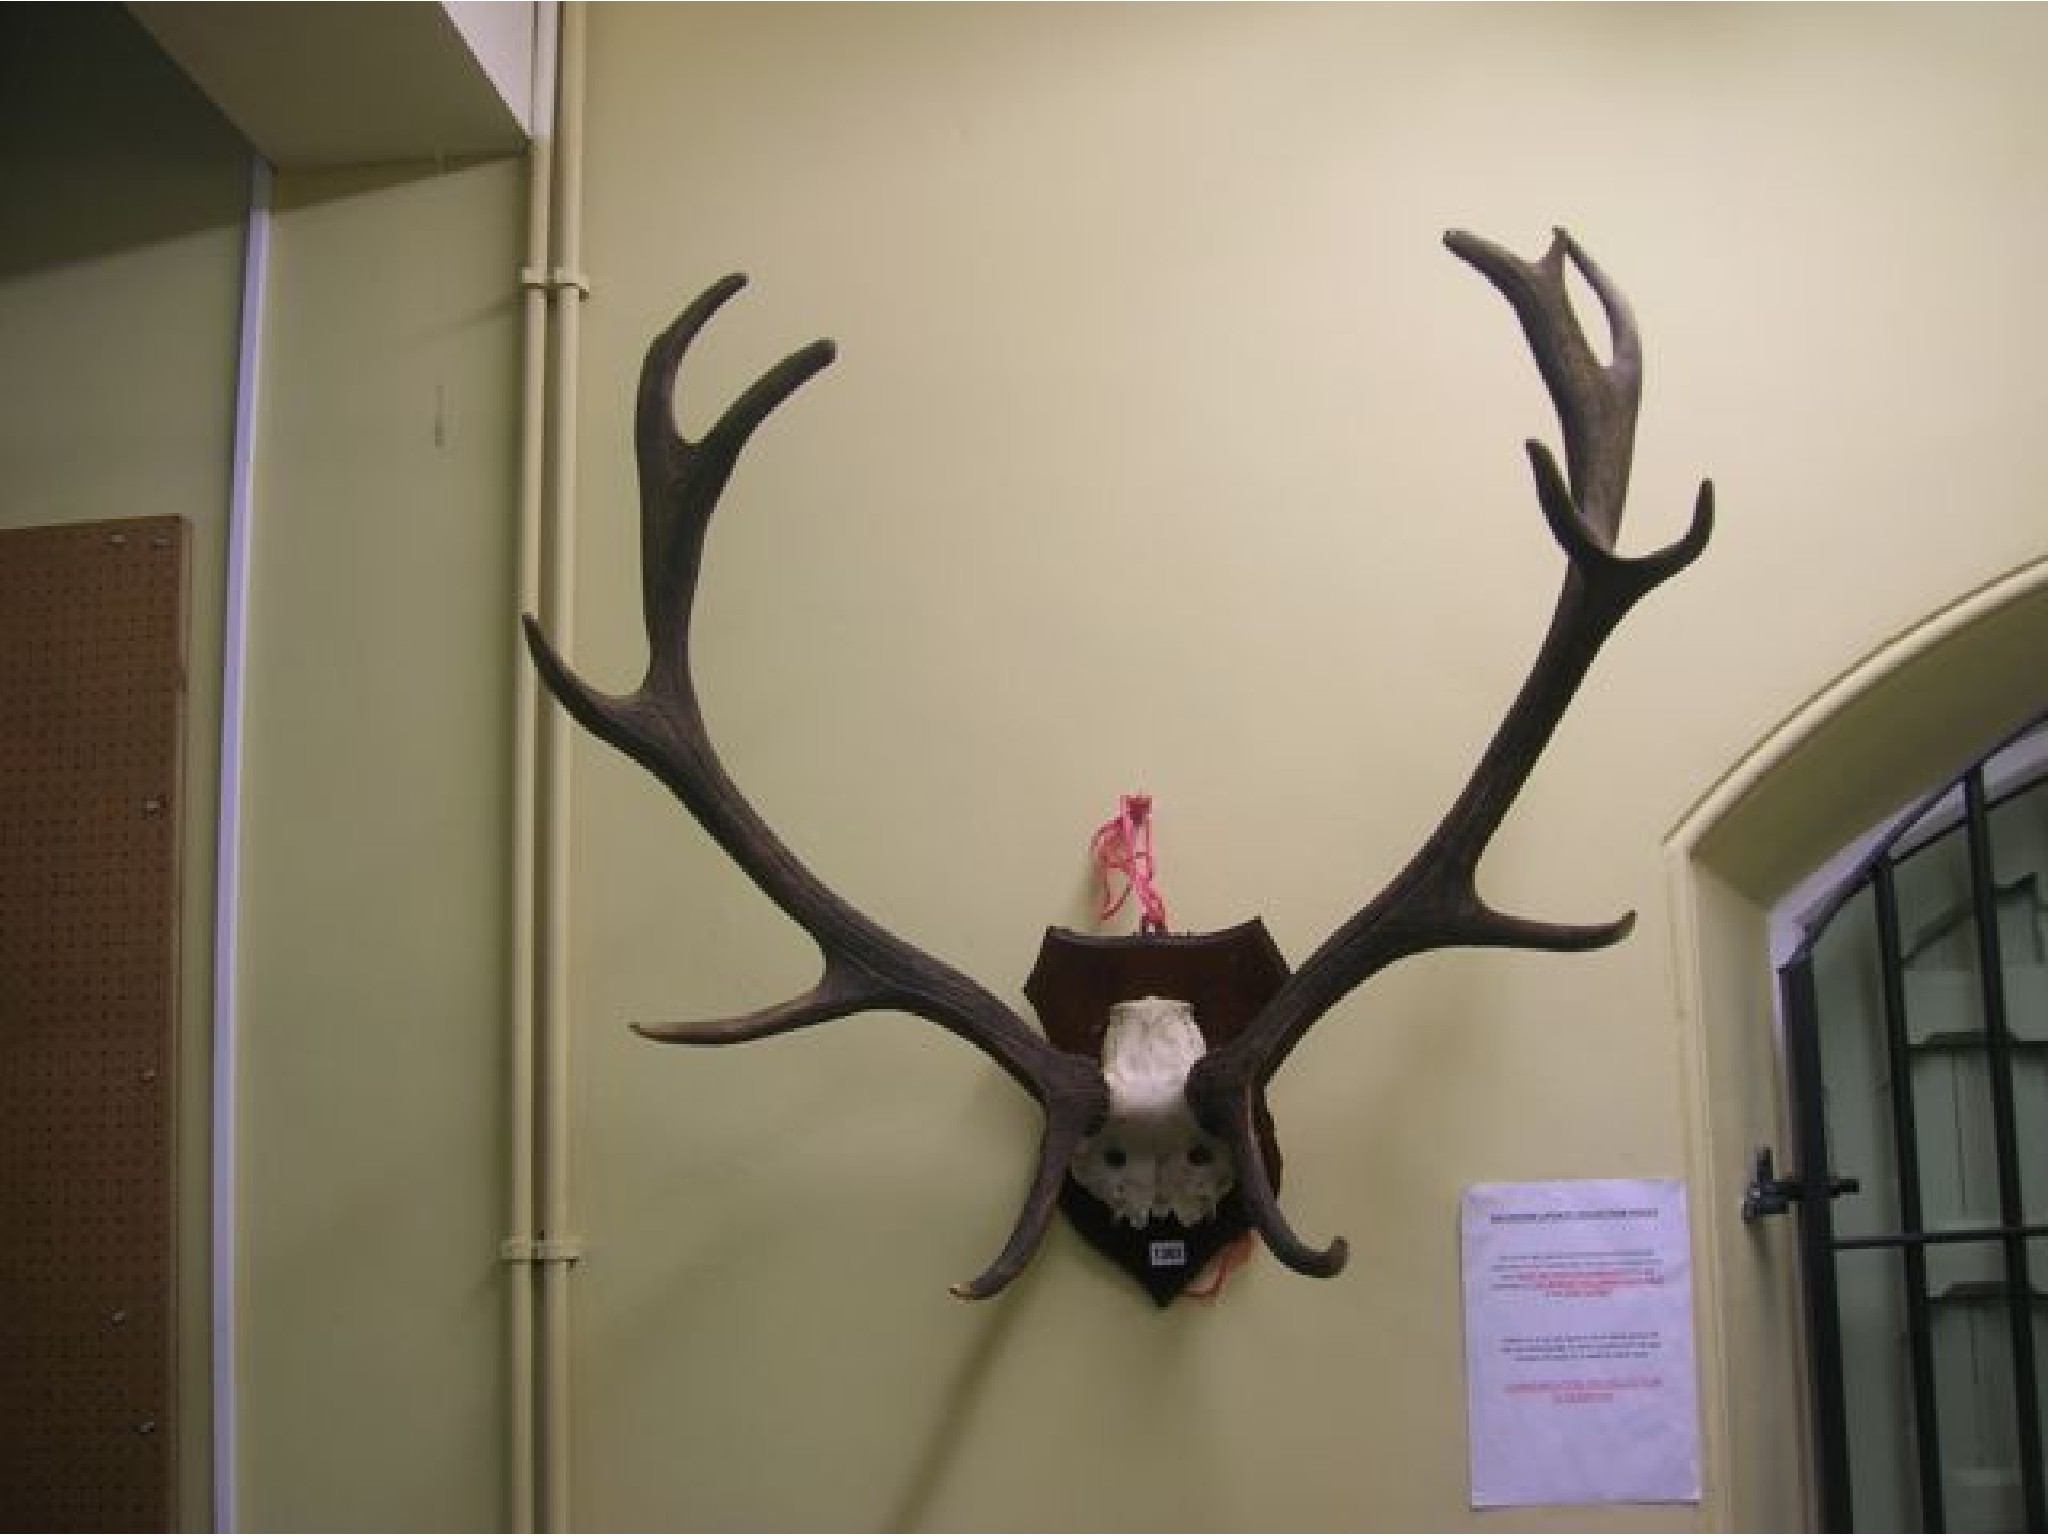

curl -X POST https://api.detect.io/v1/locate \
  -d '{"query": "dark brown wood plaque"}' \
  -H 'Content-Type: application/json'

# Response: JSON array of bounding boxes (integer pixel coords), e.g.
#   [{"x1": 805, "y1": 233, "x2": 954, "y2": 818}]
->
[{"x1": 1025, "y1": 920, "x2": 1289, "y2": 1304}]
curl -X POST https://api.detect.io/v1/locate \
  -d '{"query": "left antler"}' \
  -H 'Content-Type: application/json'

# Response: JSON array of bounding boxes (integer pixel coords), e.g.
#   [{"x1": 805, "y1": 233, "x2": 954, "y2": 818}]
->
[
  {"x1": 1185, "y1": 229, "x2": 1714, "y2": 1278},
  {"x1": 523, "y1": 278, "x2": 1107, "y2": 1300}
]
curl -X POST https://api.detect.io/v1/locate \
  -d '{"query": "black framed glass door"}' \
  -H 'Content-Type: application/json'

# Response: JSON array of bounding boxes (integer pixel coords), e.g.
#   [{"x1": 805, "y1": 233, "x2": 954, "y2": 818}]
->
[{"x1": 1774, "y1": 717, "x2": 2048, "y2": 1531}]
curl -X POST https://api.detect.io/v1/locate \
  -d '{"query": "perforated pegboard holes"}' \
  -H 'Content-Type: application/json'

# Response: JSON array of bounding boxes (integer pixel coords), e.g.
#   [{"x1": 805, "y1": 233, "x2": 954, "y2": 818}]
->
[{"x1": 0, "y1": 518, "x2": 187, "y2": 1531}]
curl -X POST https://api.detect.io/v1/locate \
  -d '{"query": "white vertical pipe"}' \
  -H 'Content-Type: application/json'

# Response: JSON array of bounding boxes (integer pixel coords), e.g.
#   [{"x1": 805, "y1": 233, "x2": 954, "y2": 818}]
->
[
  {"x1": 508, "y1": 3, "x2": 560, "y2": 1529},
  {"x1": 538, "y1": 4, "x2": 588, "y2": 1530},
  {"x1": 211, "y1": 151, "x2": 272, "y2": 1536}
]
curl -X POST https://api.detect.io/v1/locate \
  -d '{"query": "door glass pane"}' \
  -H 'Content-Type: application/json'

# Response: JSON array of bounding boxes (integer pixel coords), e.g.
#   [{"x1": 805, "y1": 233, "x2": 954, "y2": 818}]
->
[
  {"x1": 1895, "y1": 823, "x2": 2003, "y2": 1234},
  {"x1": 1810, "y1": 889, "x2": 1902, "y2": 1241},
  {"x1": 1790, "y1": 720, "x2": 2048, "y2": 1533},
  {"x1": 1987, "y1": 775, "x2": 2048, "y2": 1223},
  {"x1": 1924, "y1": 1241, "x2": 2029, "y2": 1531},
  {"x1": 1837, "y1": 1247, "x2": 1919, "y2": 1530}
]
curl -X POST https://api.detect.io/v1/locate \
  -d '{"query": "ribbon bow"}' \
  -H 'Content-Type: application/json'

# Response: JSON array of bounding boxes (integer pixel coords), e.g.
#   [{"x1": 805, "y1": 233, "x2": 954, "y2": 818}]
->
[{"x1": 1089, "y1": 792, "x2": 1167, "y2": 935}]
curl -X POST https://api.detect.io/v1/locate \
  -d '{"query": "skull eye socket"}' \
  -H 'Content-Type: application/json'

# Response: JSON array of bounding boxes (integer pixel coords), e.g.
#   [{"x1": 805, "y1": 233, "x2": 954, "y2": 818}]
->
[
  {"x1": 1103, "y1": 1146, "x2": 1128, "y2": 1169},
  {"x1": 1187, "y1": 1145, "x2": 1215, "y2": 1168}
]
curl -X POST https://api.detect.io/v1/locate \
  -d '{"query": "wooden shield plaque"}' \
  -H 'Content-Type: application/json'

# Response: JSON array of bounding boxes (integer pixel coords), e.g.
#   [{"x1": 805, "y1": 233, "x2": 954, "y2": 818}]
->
[{"x1": 1024, "y1": 919, "x2": 1288, "y2": 1305}]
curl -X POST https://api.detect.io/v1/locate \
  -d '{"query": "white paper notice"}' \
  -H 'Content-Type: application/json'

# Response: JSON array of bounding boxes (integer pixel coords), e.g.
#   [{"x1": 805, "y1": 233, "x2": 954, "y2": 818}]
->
[{"x1": 1461, "y1": 1179, "x2": 1701, "y2": 1508}]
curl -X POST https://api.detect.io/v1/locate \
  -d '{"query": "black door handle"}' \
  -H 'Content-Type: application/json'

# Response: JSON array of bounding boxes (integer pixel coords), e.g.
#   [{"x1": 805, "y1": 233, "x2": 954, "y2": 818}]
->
[{"x1": 1742, "y1": 1145, "x2": 1861, "y2": 1223}]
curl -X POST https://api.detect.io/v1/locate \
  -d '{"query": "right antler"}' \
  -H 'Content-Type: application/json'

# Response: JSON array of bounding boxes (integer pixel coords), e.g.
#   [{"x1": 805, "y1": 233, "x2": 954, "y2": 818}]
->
[
  {"x1": 522, "y1": 277, "x2": 1106, "y2": 1300},
  {"x1": 1185, "y1": 229, "x2": 1713, "y2": 1278}
]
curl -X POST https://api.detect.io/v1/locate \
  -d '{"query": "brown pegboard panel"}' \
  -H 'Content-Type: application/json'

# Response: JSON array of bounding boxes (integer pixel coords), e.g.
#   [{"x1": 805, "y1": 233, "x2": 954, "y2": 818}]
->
[{"x1": 0, "y1": 517, "x2": 187, "y2": 1532}]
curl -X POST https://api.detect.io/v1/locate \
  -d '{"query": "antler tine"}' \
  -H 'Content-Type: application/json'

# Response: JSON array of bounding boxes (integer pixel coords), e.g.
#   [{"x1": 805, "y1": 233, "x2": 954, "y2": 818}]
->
[
  {"x1": 1442, "y1": 227, "x2": 1641, "y2": 551},
  {"x1": 1187, "y1": 229, "x2": 1713, "y2": 1278},
  {"x1": 525, "y1": 279, "x2": 1108, "y2": 1298},
  {"x1": 950, "y1": 1091, "x2": 1104, "y2": 1300},
  {"x1": 633, "y1": 276, "x2": 839, "y2": 684}
]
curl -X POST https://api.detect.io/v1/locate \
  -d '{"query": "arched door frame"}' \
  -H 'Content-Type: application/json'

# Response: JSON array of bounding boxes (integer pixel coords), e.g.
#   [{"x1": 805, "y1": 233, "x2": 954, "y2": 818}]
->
[{"x1": 1666, "y1": 556, "x2": 2048, "y2": 1529}]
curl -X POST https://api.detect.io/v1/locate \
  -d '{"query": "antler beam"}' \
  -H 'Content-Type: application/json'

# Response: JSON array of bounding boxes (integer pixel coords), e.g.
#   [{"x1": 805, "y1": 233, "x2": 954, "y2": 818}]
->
[
  {"x1": 523, "y1": 277, "x2": 1107, "y2": 1299},
  {"x1": 1184, "y1": 229, "x2": 1714, "y2": 1278}
]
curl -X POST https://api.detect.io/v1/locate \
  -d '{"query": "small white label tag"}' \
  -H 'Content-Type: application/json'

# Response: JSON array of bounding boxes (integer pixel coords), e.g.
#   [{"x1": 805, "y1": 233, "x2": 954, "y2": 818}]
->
[{"x1": 1148, "y1": 1240, "x2": 1188, "y2": 1268}]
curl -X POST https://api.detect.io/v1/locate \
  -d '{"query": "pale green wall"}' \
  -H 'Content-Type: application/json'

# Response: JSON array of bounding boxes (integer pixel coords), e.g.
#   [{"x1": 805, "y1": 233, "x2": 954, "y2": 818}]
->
[
  {"x1": 3, "y1": 9, "x2": 526, "y2": 1529},
  {"x1": 231, "y1": 156, "x2": 524, "y2": 1529},
  {"x1": 0, "y1": 8, "x2": 247, "y2": 1526},
  {"x1": 556, "y1": 5, "x2": 2048, "y2": 1530}
]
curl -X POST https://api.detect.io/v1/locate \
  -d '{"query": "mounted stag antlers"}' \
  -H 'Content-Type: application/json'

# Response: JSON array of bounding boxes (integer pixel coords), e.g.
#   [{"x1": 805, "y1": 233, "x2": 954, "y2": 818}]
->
[{"x1": 523, "y1": 228, "x2": 1713, "y2": 1299}]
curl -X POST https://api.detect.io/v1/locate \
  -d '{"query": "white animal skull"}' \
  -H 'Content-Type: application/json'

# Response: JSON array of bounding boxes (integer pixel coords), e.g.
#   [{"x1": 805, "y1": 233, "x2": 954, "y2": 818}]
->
[{"x1": 1069, "y1": 996, "x2": 1236, "y2": 1228}]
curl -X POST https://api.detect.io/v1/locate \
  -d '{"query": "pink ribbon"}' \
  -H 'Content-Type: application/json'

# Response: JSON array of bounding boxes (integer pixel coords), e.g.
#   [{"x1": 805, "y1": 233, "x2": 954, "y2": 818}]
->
[{"x1": 1089, "y1": 792, "x2": 1168, "y2": 935}]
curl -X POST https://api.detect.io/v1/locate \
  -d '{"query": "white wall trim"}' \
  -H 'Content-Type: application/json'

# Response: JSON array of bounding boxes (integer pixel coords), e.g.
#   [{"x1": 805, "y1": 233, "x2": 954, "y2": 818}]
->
[
  {"x1": 211, "y1": 151, "x2": 272, "y2": 1536},
  {"x1": 1671, "y1": 556, "x2": 2048, "y2": 878}
]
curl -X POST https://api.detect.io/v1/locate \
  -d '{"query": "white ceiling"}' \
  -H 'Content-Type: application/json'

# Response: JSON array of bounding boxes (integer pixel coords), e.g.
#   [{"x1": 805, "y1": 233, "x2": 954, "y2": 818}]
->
[{"x1": 128, "y1": 1, "x2": 537, "y2": 169}]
